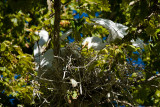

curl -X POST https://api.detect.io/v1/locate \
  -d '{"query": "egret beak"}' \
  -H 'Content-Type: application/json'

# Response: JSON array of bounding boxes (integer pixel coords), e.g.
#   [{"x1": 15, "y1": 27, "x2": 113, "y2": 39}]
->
[
  {"x1": 82, "y1": 42, "x2": 88, "y2": 49},
  {"x1": 24, "y1": 28, "x2": 39, "y2": 35},
  {"x1": 24, "y1": 28, "x2": 33, "y2": 32}
]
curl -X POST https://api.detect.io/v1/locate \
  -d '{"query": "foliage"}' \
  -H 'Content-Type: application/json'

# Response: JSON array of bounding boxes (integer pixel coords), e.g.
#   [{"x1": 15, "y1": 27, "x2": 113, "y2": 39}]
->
[{"x1": 0, "y1": 0, "x2": 160, "y2": 106}]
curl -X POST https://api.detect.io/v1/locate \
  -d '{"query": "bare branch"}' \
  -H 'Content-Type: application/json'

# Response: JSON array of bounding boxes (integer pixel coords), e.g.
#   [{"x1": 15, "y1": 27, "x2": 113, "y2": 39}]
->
[
  {"x1": 113, "y1": 99, "x2": 134, "y2": 106},
  {"x1": 71, "y1": 54, "x2": 98, "y2": 69},
  {"x1": 147, "y1": 73, "x2": 160, "y2": 82}
]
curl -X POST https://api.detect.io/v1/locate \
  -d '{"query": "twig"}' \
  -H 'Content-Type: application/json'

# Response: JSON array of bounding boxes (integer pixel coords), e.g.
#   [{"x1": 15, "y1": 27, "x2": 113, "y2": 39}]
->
[
  {"x1": 39, "y1": 94, "x2": 52, "y2": 107},
  {"x1": 78, "y1": 68, "x2": 83, "y2": 95},
  {"x1": 54, "y1": 55, "x2": 64, "y2": 61},
  {"x1": 29, "y1": 72, "x2": 54, "y2": 82},
  {"x1": 113, "y1": 99, "x2": 134, "y2": 106},
  {"x1": 147, "y1": 73, "x2": 160, "y2": 82},
  {"x1": 62, "y1": 70, "x2": 67, "y2": 80},
  {"x1": 71, "y1": 54, "x2": 98, "y2": 69}
]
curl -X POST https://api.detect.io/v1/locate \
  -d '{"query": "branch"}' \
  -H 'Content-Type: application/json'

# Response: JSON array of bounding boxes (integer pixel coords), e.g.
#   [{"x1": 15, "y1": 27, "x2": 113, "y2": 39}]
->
[
  {"x1": 29, "y1": 72, "x2": 54, "y2": 82},
  {"x1": 71, "y1": 54, "x2": 98, "y2": 69},
  {"x1": 113, "y1": 99, "x2": 134, "y2": 106},
  {"x1": 147, "y1": 73, "x2": 160, "y2": 82}
]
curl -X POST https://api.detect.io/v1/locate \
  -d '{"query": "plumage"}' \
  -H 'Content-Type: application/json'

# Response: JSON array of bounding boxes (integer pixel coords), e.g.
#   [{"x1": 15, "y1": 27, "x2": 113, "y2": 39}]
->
[
  {"x1": 25, "y1": 28, "x2": 53, "y2": 72},
  {"x1": 25, "y1": 28, "x2": 81, "y2": 78},
  {"x1": 85, "y1": 18, "x2": 128, "y2": 43},
  {"x1": 82, "y1": 37, "x2": 107, "y2": 50},
  {"x1": 82, "y1": 18, "x2": 129, "y2": 50},
  {"x1": 35, "y1": 29, "x2": 49, "y2": 46},
  {"x1": 32, "y1": 29, "x2": 53, "y2": 73},
  {"x1": 60, "y1": 29, "x2": 73, "y2": 41},
  {"x1": 91, "y1": 18, "x2": 128, "y2": 43}
]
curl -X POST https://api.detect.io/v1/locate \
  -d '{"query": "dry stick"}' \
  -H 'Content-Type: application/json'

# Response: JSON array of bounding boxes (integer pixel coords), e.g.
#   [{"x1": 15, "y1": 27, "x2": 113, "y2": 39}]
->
[
  {"x1": 133, "y1": 73, "x2": 160, "y2": 85},
  {"x1": 113, "y1": 99, "x2": 133, "y2": 107},
  {"x1": 30, "y1": 72, "x2": 54, "y2": 82},
  {"x1": 54, "y1": 55, "x2": 65, "y2": 62},
  {"x1": 71, "y1": 54, "x2": 98, "y2": 69},
  {"x1": 62, "y1": 55, "x2": 72, "y2": 79},
  {"x1": 47, "y1": 0, "x2": 53, "y2": 12},
  {"x1": 147, "y1": 73, "x2": 160, "y2": 81},
  {"x1": 78, "y1": 68, "x2": 83, "y2": 95},
  {"x1": 30, "y1": 72, "x2": 73, "y2": 84},
  {"x1": 39, "y1": 94, "x2": 52, "y2": 107}
]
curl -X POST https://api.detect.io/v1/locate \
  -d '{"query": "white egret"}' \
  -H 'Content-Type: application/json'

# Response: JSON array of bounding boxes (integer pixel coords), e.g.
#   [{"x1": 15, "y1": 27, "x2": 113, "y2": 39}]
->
[
  {"x1": 85, "y1": 18, "x2": 128, "y2": 42},
  {"x1": 90, "y1": 18, "x2": 128, "y2": 43},
  {"x1": 25, "y1": 28, "x2": 54, "y2": 78},
  {"x1": 25, "y1": 28, "x2": 81, "y2": 78},
  {"x1": 82, "y1": 18, "x2": 128, "y2": 50},
  {"x1": 82, "y1": 37, "x2": 107, "y2": 50}
]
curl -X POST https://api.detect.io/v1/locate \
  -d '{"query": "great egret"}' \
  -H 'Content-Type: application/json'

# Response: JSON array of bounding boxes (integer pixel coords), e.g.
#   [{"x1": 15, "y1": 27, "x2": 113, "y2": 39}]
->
[
  {"x1": 85, "y1": 18, "x2": 128, "y2": 43},
  {"x1": 91, "y1": 18, "x2": 128, "y2": 43},
  {"x1": 25, "y1": 28, "x2": 81, "y2": 78},
  {"x1": 82, "y1": 18, "x2": 128, "y2": 50},
  {"x1": 25, "y1": 28, "x2": 54, "y2": 78},
  {"x1": 82, "y1": 37, "x2": 107, "y2": 50}
]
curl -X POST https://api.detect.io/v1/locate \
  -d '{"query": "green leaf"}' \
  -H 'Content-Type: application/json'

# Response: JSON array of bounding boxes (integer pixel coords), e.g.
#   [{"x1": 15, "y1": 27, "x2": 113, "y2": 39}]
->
[
  {"x1": 154, "y1": 99, "x2": 159, "y2": 104},
  {"x1": 13, "y1": 45, "x2": 23, "y2": 55},
  {"x1": 72, "y1": 91, "x2": 78, "y2": 99},
  {"x1": 32, "y1": 35, "x2": 39, "y2": 41},
  {"x1": 11, "y1": 18, "x2": 18, "y2": 26},
  {"x1": 132, "y1": 73, "x2": 137, "y2": 78},
  {"x1": 25, "y1": 18, "x2": 32, "y2": 22},
  {"x1": 12, "y1": 92, "x2": 19, "y2": 97},
  {"x1": 0, "y1": 67, "x2": 6, "y2": 71},
  {"x1": 1, "y1": 42, "x2": 6, "y2": 51},
  {"x1": 127, "y1": 45, "x2": 137, "y2": 52},
  {"x1": 156, "y1": 90, "x2": 160, "y2": 97},
  {"x1": 17, "y1": 54, "x2": 27, "y2": 59}
]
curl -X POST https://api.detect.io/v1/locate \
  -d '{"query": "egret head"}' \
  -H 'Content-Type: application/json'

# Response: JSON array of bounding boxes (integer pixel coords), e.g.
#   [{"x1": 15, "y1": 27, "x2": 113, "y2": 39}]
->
[
  {"x1": 25, "y1": 28, "x2": 49, "y2": 47},
  {"x1": 82, "y1": 37, "x2": 92, "y2": 49},
  {"x1": 35, "y1": 29, "x2": 49, "y2": 47}
]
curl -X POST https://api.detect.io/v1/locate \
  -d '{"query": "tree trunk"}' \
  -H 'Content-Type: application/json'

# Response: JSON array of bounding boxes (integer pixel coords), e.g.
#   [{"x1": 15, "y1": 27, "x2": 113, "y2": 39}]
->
[{"x1": 53, "y1": 0, "x2": 61, "y2": 56}]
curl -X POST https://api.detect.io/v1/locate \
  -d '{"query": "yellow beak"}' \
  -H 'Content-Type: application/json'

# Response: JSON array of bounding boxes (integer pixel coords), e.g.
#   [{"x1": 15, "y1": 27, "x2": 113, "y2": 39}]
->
[
  {"x1": 82, "y1": 42, "x2": 88, "y2": 49},
  {"x1": 24, "y1": 28, "x2": 33, "y2": 32}
]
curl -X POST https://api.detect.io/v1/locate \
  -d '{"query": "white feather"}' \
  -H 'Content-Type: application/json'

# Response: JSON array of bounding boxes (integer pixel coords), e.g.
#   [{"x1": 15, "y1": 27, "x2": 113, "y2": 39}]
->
[
  {"x1": 86, "y1": 18, "x2": 128, "y2": 43},
  {"x1": 82, "y1": 37, "x2": 107, "y2": 50},
  {"x1": 60, "y1": 29, "x2": 73, "y2": 41}
]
